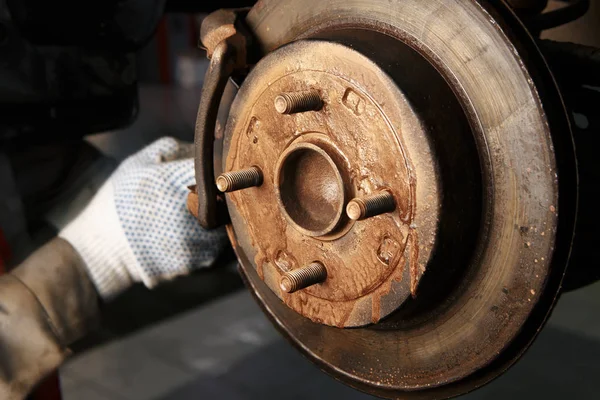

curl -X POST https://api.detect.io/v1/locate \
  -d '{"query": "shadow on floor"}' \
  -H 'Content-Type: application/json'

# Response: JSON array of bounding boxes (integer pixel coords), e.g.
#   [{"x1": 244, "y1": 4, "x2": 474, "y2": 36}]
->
[
  {"x1": 72, "y1": 257, "x2": 244, "y2": 354},
  {"x1": 155, "y1": 323, "x2": 600, "y2": 400}
]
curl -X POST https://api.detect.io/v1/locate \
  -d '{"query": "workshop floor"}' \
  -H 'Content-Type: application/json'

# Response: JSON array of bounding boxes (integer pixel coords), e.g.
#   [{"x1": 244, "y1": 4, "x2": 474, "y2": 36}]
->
[
  {"x1": 55, "y1": 83, "x2": 600, "y2": 399},
  {"x1": 60, "y1": 281, "x2": 600, "y2": 400}
]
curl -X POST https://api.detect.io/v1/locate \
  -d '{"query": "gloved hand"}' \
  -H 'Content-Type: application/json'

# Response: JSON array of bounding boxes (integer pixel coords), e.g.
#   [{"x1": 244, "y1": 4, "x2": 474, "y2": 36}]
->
[{"x1": 60, "y1": 137, "x2": 227, "y2": 299}]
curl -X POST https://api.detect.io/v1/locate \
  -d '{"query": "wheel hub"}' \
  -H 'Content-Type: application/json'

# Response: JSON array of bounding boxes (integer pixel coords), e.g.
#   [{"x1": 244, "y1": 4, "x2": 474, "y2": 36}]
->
[{"x1": 221, "y1": 41, "x2": 441, "y2": 327}]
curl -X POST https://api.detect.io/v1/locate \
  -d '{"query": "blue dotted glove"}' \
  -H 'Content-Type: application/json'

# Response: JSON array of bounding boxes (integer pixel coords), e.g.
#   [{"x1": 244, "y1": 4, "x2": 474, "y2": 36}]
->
[{"x1": 61, "y1": 138, "x2": 227, "y2": 299}]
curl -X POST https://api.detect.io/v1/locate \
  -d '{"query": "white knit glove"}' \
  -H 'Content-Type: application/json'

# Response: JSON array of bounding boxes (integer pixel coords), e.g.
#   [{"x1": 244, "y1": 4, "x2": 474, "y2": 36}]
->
[{"x1": 60, "y1": 137, "x2": 228, "y2": 299}]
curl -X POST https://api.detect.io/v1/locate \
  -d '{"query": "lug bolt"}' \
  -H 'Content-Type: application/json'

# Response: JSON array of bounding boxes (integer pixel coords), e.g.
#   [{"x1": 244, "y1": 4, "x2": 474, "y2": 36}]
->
[
  {"x1": 346, "y1": 191, "x2": 396, "y2": 221},
  {"x1": 274, "y1": 90, "x2": 323, "y2": 115},
  {"x1": 216, "y1": 167, "x2": 263, "y2": 193},
  {"x1": 280, "y1": 262, "x2": 328, "y2": 294}
]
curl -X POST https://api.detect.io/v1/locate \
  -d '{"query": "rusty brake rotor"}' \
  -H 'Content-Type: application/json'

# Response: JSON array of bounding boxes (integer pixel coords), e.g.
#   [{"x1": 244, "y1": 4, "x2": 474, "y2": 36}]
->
[{"x1": 194, "y1": 0, "x2": 577, "y2": 398}]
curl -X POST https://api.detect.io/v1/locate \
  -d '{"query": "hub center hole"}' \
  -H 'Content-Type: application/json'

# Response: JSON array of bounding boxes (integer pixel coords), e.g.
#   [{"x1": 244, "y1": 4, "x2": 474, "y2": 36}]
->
[{"x1": 277, "y1": 143, "x2": 345, "y2": 236}]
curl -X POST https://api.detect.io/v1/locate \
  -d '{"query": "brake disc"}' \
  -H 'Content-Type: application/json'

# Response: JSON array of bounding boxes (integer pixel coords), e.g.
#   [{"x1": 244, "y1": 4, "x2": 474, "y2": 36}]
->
[{"x1": 194, "y1": 0, "x2": 577, "y2": 398}]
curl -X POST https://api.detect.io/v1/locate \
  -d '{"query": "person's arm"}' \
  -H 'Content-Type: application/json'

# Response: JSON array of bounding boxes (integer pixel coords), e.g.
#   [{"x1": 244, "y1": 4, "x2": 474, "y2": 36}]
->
[
  {"x1": 0, "y1": 137, "x2": 227, "y2": 399},
  {"x1": 0, "y1": 239, "x2": 99, "y2": 400}
]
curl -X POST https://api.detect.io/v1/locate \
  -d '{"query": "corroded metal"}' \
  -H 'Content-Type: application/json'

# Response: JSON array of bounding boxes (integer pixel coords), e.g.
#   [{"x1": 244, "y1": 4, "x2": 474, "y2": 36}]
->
[
  {"x1": 274, "y1": 90, "x2": 323, "y2": 114},
  {"x1": 222, "y1": 41, "x2": 431, "y2": 328},
  {"x1": 346, "y1": 191, "x2": 396, "y2": 221},
  {"x1": 280, "y1": 262, "x2": 328, "y2": 293},
  {"x1": 216, "y1": 166, "x2": 263, "y2": 193},
  {"x1": 223, "y1": 42, "x2": 432, "y2": 327},
  {"x1": 274, "y1": 142, "x2": 346, "y2": 237},
  {"x1": 186, "y1": 185, "x2": 199, "y2": 219},
  {"x1": 212, "y1": 0, "x2": 576, "y2": 398},
  {"x1": 194, "y1": 8, "x2": 250, "y2": 229}
]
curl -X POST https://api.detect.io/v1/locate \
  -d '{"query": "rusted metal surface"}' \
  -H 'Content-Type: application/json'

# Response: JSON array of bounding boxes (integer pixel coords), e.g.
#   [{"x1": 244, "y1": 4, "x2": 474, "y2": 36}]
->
[
  {"x1": 274, "y1": 90, "x2": 323, "y2": 115},
  {"x1": 222, "y1": 40, "x2": 438, "y2": 327},
  {"x1": 209, "y1": 0, "x2": 576, "y2": 397},
  {"x1": 280, "y1": 262, "x2": 328, "y2": 294},
  {"x1": 191, "y1": 0, "x2": 579, "y2": 397},
  {"x1": 199, "y1": 9, "x2": 238, "y2": 57},
  {"x1": 194, "y1": 9, "x2": 250, "y2": 229},
  {"x1": 347, "y1": 191, "x2": 396, "y2": 221},
  {"x1": 275, "y1": 142, "x2": 347, "y2": 237},
  {"x1": 216, "y1": 166, "x2": 263, "y2": 193},
  {"x1": 186, "y1": 185, "x2": 199, "y2": 219}
]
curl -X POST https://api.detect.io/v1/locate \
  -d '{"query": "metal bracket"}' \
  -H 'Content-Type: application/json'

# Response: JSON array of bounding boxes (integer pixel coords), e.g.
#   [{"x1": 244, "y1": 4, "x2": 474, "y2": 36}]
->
[{"x1": 191, "y1": 9, "x2": 250, "y2": 229}]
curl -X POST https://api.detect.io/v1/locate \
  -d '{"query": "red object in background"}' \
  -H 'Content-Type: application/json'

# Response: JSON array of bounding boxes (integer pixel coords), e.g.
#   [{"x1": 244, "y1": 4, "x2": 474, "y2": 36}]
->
[
  {"x1": 157, "y1": 17, "x2": 171, "y2": 84},
  {"x1": 188, "y1": 14, "x2": 198, "y2": 48},
  {"x1": 0, "y1": 228, "x2": 11, "y2": 274},
  {"x1": 32, "y1": 374, "x2": 62, "y2": 400}
]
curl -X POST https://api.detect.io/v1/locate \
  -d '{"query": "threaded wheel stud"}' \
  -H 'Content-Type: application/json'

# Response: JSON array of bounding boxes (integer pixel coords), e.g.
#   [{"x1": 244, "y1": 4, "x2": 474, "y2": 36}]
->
[
  {"x1": 216, "y1": 167, "x2": 263, "y2": 193},
  {"x1": 346, "y1": 191, "x2": 396, "y2": 221},
  {"x1": 280, "y1": 262, "x2": 328, "y2": 294},
  {"x1": 274, "y1": 90, "x2": 323, "y2": 115}
]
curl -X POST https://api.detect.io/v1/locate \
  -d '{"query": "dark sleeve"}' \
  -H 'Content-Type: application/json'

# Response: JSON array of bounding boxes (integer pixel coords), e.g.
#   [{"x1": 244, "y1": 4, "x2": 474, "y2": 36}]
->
[{"x1": 0, "y1": 238, "x2": 100, "y2": 399}]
